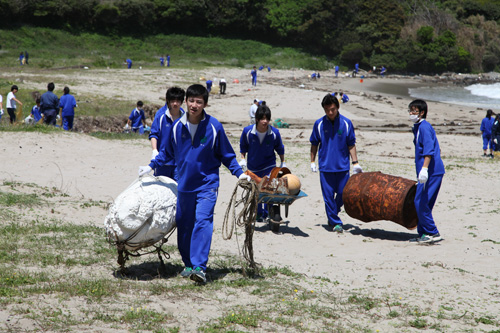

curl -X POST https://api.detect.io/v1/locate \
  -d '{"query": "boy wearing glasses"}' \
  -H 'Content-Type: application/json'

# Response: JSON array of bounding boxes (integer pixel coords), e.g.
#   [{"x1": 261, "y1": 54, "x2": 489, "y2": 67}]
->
[{"x1": 408, "y1": 99, "x2": 444, "y2": 244}]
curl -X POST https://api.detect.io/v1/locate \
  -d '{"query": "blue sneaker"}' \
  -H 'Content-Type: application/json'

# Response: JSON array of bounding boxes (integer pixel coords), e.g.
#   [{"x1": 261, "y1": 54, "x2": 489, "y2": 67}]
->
[
  {"x1": 332, "y1": 224, "x2": 343, "y2": 233},
  {"x1": 180, "y1": 267, "x2": 192, "y2": 278},
  {"x1": 190, "y1": 267, "x2": 206, "y2": 283}
]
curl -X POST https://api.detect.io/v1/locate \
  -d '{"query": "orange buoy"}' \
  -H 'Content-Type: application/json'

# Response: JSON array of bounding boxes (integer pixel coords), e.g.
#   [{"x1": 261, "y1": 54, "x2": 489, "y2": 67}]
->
[
  {"x1": 233, "y1": 79, "x2": 240, "y2": 83},
  {"x1": 282, "y1": 174, "x2": 301, "y2": 195},
  {"x1": 360, "y1": 79, "x2": 363, "y2": 83}
]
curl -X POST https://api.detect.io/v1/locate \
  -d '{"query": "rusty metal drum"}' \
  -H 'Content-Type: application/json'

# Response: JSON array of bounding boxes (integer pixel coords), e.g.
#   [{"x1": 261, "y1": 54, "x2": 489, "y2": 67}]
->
[{"x1": 343, "y1": 171, "x2": 418, "y2": 229}]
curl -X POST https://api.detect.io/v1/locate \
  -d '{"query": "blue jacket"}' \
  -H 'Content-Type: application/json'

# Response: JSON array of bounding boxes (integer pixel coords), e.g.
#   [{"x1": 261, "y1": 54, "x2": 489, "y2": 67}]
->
[
  {"x1": 412, "y1": 120, "x2": 445, "y2": 176},
  {"x1": 59, "y1": 94, "x2": 77, "y2": 117},
  {"x1": 240, "y1": 124, "x2": 284, "y2": 173},
  {"x1": 40, "y1": 91, "x2": 59, "y2": 115},
  {"x1": 310, "y1": 114, "x2": 356, "y2": 172},
  {"x1": 480, "y1": 117, "x2": 495, "y2": 136},
  {"x1": 153, "y1": 111, "x2": 243, "y2": 192},
  {"x1": 128, "y1": 108, "x2": 145, "y2": 129},
  {"x1": 149, "y1": 105, "x2": 184, "y2": 167},
  {"x1": 31, "y1": 105, "x2": 42, "y2": 122}
]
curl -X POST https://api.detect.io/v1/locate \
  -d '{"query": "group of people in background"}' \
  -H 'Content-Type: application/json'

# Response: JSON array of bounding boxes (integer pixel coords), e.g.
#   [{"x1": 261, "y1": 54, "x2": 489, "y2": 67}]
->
[
  {"x1": 0, "y1": 83, "x2": 77, "y2": 130},
  {"x1": 480, "y1": 109, "x2": 500, "y2": 158}
]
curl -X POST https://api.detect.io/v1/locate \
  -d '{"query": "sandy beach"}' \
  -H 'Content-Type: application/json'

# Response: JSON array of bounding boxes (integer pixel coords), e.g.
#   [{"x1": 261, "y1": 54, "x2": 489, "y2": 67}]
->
[{"x1": 1, "y1": 66, "x2": 499, "y2": 331}]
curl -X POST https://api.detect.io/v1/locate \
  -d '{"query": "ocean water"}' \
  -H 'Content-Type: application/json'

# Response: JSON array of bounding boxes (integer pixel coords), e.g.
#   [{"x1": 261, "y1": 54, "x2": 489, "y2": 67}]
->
[{"x1": 409, "y1": 83, "x2": 500, "y2": 110}]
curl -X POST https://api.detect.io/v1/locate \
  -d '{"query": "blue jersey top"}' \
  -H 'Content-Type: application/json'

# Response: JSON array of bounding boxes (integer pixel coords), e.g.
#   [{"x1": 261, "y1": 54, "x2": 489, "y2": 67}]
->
[
  {"x1": 251, "y1": 69, "x2": 257, "y2": 78},
  {"x1": 335, "y1": 65, "x2": 339, "y2": 72},
  {"x1": 412, "y1": 120, "x2": 445, "y2": 177},
  {"x1": 310, "y1": 114, "x2": 356, "y2": 172},
  {"x1": 206, "y1": 80, "x2": 213, "y2": 90},
  {"x1": 129, "y1": 108, "x2": 145, "y2": 129},
  {"x1": 341, "y1": 94, "x2": 349, "y2": 103},
  {"x1": 149, "y1": 105, "x2": 184, "y2": 167},
  {"x1": 59, "y1": 94, "x2": 77, "y2": 117},
  {"x1": 240, "y1": 124, "x2": 285, "y2": 173},
  {"x1": 153, "y1": 111, "x2": 243, "y2": 192},
  {"x1": 31, "y1": 105, "x2": 42, "y2": 122},
  {"x1": 480, "y1": 117, "x2": 495, "y2": 136}
]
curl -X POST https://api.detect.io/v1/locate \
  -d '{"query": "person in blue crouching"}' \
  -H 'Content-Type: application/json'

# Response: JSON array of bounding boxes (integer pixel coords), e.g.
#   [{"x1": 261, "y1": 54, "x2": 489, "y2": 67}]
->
[
  {"x1": 127, "y1": 101, "x2": 146, "y2": 134},
  {"x1": 139, "y1": 84, "x2": 250, "y2": 283},
  {"x1": 310, "y1": 94, "x2": 362, "y2": 233},
  {"x1": 408, "y1": 99, "x2": 444, "y2": 244}
]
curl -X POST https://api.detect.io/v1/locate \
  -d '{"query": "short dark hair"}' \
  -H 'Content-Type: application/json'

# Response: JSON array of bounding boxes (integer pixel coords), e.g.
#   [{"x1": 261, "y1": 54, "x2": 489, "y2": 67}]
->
[
  {"x1": 186, "y1": 84, "x2": 209, "y2": 103},
  {"x1": 63, "y1": 86, "x2": 70, "y2": 94},
  {"x1": 408, "y1": 99, "x2": 428, "y2": 118},
  {"x1": 47, "y1": 82, "x2": 55, "y2": 91},
  {"x1": 255, "y1": 105, "x2": 271, "y2": 122},
  {"x1": 11, "y1": 85, "x2": 18, "y2": 91},
  {"x1": 166, "y1": 87, "x2": 185, "y2": 102},
  {"x1": 137, "y1": 101, "x2": 144, "y2": 107},
  {"x1": 487, "y1": 109, "x2": 493, "y2": 118},
  {"x1": 36, "y1": 97, "x2": 41, "y2": 103},
  {"x1": 321, "y1": 93, "x2": 340, "y2": 109}
]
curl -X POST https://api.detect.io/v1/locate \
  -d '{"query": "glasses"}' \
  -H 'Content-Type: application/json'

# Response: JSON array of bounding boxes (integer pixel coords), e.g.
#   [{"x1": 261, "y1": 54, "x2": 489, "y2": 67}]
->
[{"x1": 408, "y1": 109, "x2": 420, "y2": 114}]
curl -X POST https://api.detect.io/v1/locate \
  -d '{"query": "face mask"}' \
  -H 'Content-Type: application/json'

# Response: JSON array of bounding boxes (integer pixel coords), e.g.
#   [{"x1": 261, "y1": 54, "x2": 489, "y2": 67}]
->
[{"x1": 409, "y1": 114, "x2": 420, "y2": 123}]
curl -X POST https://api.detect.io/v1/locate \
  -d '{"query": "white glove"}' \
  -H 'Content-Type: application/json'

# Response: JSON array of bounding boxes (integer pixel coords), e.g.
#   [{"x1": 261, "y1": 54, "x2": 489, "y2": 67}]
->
[
  {"x1": 239, "y1": 159, "x2": 247, "y2": 172},
  {"x1": 494, "y1": 138, "x2": 498, "y2": 144},
  {"x1": 238, "y1": 173, "x2": 251, "y2": 181},
  {"x1": 124, "y1": 123, "x2": 130, "y2": 130},
  {"x1": 151, "y1": 149, "x2": 159, "y2": 160},
  {"x1": 311, "y1": 162, "x2": 317, "y2": 172},
  {"x1": 0, "y1": 109, "x2": 3, "y2": 115},
  {"x1": 138, "y1": 166, "x2": 152, "y2": 177},
  {"x1": 418, "y1": 167, "x2": 428, "y2": 184},
  {"x1": 280, "y1": 161, "x2": 287, "y2": 168},
  {"x1": 56, "y1": 115, "x2": 61, "y2": 120},
  {"x1": 352, "y1": 164, "x2": 363, "y2": 174}
]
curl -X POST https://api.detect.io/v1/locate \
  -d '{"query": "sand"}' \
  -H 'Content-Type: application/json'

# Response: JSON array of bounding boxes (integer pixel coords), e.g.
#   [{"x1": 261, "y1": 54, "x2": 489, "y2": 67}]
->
[{"x1": 1, "y1": 66, "x2": 499, "y2": 330}]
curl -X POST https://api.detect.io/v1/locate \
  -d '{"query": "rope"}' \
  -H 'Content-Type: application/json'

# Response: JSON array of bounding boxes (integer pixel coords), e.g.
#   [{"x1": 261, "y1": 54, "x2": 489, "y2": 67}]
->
[{"x1": 222, "y1": 179, "x2": 260, "y2": 269}]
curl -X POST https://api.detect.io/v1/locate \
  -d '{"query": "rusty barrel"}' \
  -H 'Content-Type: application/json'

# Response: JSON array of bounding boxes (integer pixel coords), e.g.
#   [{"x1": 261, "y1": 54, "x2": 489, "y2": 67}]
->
[{"x1": 343, "y1": 171, "x2": 418, "y2": 229}]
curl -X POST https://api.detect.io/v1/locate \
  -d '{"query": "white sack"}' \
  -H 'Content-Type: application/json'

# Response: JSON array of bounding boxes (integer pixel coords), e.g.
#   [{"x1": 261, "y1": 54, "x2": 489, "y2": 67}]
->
[{"x1": 104, "y1": 175, "x2": 177, "y2": 251}]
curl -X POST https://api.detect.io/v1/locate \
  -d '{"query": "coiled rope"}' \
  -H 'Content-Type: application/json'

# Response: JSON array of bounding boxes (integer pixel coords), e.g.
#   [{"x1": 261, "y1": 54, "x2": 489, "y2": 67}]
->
[{"x1": 222, "y1": 179, "x2": 260, "y2": 270}]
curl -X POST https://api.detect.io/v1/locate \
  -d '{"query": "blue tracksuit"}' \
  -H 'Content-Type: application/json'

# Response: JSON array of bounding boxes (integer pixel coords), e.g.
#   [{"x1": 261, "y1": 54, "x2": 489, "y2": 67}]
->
[
  {"x1": 167, "y1": 55, "x2": 170, "y2": 67},
  {"x1": 59, "y1": 93, "x2": 77, "y2": 130},
  {"x1": 31, "y1": 105, "x2": 42, "y2": 123},
  {"x1": 126, "y1": 59, "x2": 132, "y2": 69},
  {"x1": 206, "y1": 80, "x2": 213, "y2": 93},
  {"x1": 158, "y1": 111, "x2": 243, "y2": 271},
  {"x1": 480, "y1": 117, "x2": 495, "y2": 150},
  {"x1": 160, "y1": 56, "x2": 164, "y2": 66},
  {"x1": 251, "y1": 69, "x2": 257, "y2": 86},
  {"x1": 310, "y1": 114, "x2": 356, "y2": 226},
  {"x1": 149, "y1": 105, "x2": 184, "y2": 179},
  {"x1": 240, "y1": 124, "x2": 285, "y2": 218},
  {"x1": 412, "y1": 120, "x2": 445, "y2": 237},
  {"x1": 128, "y1": 108, "x2": 145, "y2": 134},
  {"x1": 335, "y1": 65, "x2": 339, "y2": 77}
]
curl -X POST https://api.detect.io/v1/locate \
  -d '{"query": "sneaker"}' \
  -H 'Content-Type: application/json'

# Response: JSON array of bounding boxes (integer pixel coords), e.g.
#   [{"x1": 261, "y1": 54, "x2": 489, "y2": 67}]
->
[
  {"x1": 410, "y1": 233, "x2": 442, "y2": 244},
  {"x1": 190, "y1": 267, "x2": 206, "y2": 283},
  {"x1": 180, "y1": 267, "x2": 193, "y2": 278},
  {"x1": 483, "y1": 153, "x2": 488, "y2": 158},
  {"x1": 489, "y1": 154, "x2": 494, "y2": 159},
  {"x1": 332, "y1": 224, "x2": 343, "y2": 233}
]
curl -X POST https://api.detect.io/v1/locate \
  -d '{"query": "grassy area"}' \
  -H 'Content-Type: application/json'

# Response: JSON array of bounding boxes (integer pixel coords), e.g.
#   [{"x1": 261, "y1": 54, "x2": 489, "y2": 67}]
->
[
  {"x1": 0, "y1": 180, "x2": 498, "y2": 331},
  {"x1": 0, "y1": 27, "x2": 332, "y2": 70}
]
